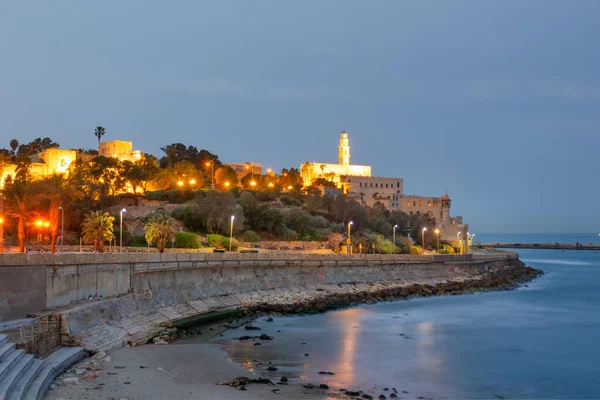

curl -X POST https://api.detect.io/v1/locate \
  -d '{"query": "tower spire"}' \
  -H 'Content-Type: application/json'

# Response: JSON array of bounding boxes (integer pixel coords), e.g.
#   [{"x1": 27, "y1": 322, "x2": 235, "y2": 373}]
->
[{"x1": 338, "y1": 130, "x2": 350, "y2": 166}]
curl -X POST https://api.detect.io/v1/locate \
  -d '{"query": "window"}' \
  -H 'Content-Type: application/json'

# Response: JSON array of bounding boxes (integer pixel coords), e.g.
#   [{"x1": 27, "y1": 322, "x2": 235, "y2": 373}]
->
[
  {"x1": 360, "y1": 182, "x2": 362, "y2": 187},
  {"x1": 370, "y1": 183, "x2": 373, "y2": 187},
  {"x1": 428, "y1": 200, "x2": 432, "y2": 206},
  {"x1": 416, "y1": 211, "x2": 420, "y2": 215},
  {"x1": 413, "y1": 201, "x2": 416, "y2": 206},
  {"x1": 407, "y1": 201, "x2": 411, "y2": 207},
  {"x1": 375, "y1": 183, "x2": 378, "y2": 187},
  {"x1": 397, "y1": 182, "x2": 400, "y2": 188},
  {"x1": 410, "y1": 211, "x2": 413, "y2": 215},
  {"x1": 419, "y1": 201, "x2": 422, "y2": 206},
  {"x1": 386, "y1": 183, "x2": 388, "y2": 188}
]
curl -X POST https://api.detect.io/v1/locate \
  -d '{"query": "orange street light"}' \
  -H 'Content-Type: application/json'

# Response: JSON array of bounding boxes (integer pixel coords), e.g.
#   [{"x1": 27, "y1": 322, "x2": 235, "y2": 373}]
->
[
  {"x1": 250, "y1": 181, "x2": 256, "y2": 187},
  {"x1": 36, "y1": 220, "x2": 43, "y2": 227},
  {"x1": 268, "y1": 182, "x2": 274, "y2": 188},
  {"x1": 177, "y1": 181, "x2": 183, "y2": 187},
  {"x1": 190, "y1": 179, "x2": 196, "y2": 185},
  {"x1": 44, "y1": 221, "x2": 50, "y2": 227},
  {"x1": 205, "y1": 162, "x2": 215, "y2": 189},
  {"x1": 225, "y1": 181, "x2": 230, "y2": 188},
  {"x1": 434, "y1": 228, "x2": 440, "y2": 253}
]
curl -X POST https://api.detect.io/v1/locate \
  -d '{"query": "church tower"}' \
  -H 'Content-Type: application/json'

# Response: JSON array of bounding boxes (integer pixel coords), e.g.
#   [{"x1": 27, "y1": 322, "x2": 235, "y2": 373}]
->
[
  {"x1": 338, "y1": 130, "x2": 350, "y2": 166},
  {"x1": 441, "y1": 192, "x2": 451, "y2": 226}
]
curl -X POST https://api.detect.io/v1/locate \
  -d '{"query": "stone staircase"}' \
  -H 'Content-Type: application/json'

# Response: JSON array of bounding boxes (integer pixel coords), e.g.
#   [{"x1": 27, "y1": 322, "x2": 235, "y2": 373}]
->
[{"x1": 0, "y1": 334, "x2": 85, "y2": 400}]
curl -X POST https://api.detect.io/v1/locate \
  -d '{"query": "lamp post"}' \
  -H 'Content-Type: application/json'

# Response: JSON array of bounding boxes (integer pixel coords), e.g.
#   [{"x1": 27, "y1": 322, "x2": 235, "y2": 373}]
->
[
  {"x1": 36, "y1": 220, "x2": 43, "y2": 243},
  {"x1": 59, "y1": 206, "x2": 64, "y2": 247},
  {"x1": 347, "y1": 221, "x2": 353, "y2": 254},
  {"x1": 435, "y1": 228, "x2": 440, "y2": 253},
  {"x1": 0, "y1": 195, "x2": 4, "y2": 254},
  {"x1": 422, "y1": 227, "x2": 427, "y2": 252},
  {"x1": 229, "y1": 215, "x2": 235, "y2": 252},
  {"x1": 393, "y1": 224, "x2": 398, "y2": 254},
  {"x1": 206, "y1": 162, "x2": 215, "y2": 190},
  {"x1": 120, "y1": 208, "x2": 126, "y2": 253}
]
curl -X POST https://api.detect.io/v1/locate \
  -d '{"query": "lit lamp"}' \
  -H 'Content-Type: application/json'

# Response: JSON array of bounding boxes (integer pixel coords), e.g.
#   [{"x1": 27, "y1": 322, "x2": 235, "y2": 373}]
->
[
  {"x1": 190, "y1": 179, "x2": 196, "y2": 187},
  {"x1": 347, "y1": 221, "x2": 354, "y2": 254},
  {"x1": 205, "y1": 162, "x2": 215, "y2": 190},
  {"x1": 0, "y1": 216, "x2": 4, "y2": 254},
  {"x1": 225, "y1": 181, "x2": 230, "y2": 188},
  {"x1": 268, "y1": 182, "x2": 274, "y2": 188},
  {"x1": 434, "y1": 228, "x2": 440, "y2": 253},
  {"x1": 229, "y1": 215, "x2": 235, "y2": 251},
  {"x1": 287, "y1": 185, "x2": 293, "y2": 191},
  {"x1": 250, "y1": 181, "x2": 256, "y2": 187},
  {"x1": 393, "y1": 224, "x2": 398, "y2": 254},
  {"x1": 422, "y1": 227, "x2": 427, "y2": 252},
  {"x1": 177, "y1": 181, "x2": 183, "y2": 188},
  {"x1": 120, "y1": 208, "x2": 126, "y2": 253}
]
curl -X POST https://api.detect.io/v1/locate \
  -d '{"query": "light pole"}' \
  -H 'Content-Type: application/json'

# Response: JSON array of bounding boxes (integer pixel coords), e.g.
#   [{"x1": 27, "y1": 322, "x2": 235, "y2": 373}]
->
[
  {"x1": 206, "y1": 162, "x2": 215, "y2": 190},
  {"x1": 422, "y1": 227, "x2": 427, "y2": 252},
  {"x1": 0, "y1": 195, "x2": 4, "y2": 254},
  {"x1": 229, "y1": 215, "x2": 235, "y2": 252},
  {"x1": 347, "y1": 221, "x2": 353, "y2": 254},
  {"x1": 435, "y1": 228, "x2": 440, "y2": 253},
  {"x1": 59, "y1": 206, "x2": 64, "y2": 247},
  {"x1": 120, "y1": 208, "x2": 126, "y2": 253},
  {"x1": 393, "y1": 225, "x2": 398, "y2": 254}
]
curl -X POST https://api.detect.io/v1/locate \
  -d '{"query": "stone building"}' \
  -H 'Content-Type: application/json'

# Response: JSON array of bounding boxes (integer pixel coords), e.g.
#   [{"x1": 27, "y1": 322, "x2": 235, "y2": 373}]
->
[
  {"x1": 225, "y1": 162, "x2": 263, "y2": 181},
  {"x1": 99, "y1": 140, "x2": 142, "y2": 162}
]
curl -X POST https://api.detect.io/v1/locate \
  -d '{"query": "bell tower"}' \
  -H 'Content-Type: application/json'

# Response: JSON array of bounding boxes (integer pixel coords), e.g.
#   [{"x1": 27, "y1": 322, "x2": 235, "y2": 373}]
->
[
  {"x1": 441, "y1": 192, "x2": 451, "y2": 225},
  {"x1": 338, "y1": 130, "x2": 350, "y2": 166}
]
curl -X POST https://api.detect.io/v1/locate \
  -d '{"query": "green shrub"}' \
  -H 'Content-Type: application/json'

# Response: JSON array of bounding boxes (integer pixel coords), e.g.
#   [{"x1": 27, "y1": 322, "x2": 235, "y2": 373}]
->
[
  {"x1": 167, "y1": 189, "x2": 195, "y2": 204},
  {"x1": 243, "y1": 230, "x2": 261, "y2": 242},
  {"x1": 438, "y1": 244, "x2": 455, "y2": 254},
  {"x1": 113, "y1": 229, "x2": 133, "y2": 246},
  {"x1": 171, "y1": 206, "x2": 187, "y2": 220},
  {"x1": 207, "y1": 234, "x2": 238, "y2": 251},
  {"x1": 131, "y1": 235, "x2": 148, "y2": 247},
  {"x1": 146, "y1": 190, "x2": 167, "y2": 201},
  {"x1": 282, "y1": 229, "x2": 298, "y2": 241},
  {"x1": 410, "y1": 245, "x2": 423, "y2": 255},
  {"x1": 173, "y1": 232, "x2": 201, "y2": 248},
  {"x1": 280, "y1": 196, "x2": 301, "y2": 207}
]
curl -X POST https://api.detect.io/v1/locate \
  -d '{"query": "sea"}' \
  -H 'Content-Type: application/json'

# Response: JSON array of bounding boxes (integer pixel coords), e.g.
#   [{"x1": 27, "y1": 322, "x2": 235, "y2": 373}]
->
[{"x1": 214, "y1": 234, "x2": 600, "y2": 399}]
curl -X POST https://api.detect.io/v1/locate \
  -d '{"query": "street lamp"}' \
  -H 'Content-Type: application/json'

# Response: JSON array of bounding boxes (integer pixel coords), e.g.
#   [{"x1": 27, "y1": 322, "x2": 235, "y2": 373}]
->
[
  {"x1": 434, "y1": 228, "x2": 440, "y2": 253},
  {"x1": 177, "y1": 181, "x2": 183, "y2": 188},
  {"x1": 268, "y1": 182, "x2": 274, "y2": 188},
  {"x1": 59, "y1": 206, "x2": 64, "y2": 247},
  {"x1": 422, "y1": 227, "x2": 427, "y2": 252},
  {"x1": 457, "y1": 231, "x2": 461, "y2": 240},
  {"x1": 347, "y1": 221, "x2": 354, "y2": 254},
  {"x1": 190, "y1": 179, "x2": 196, "y2": 188},
  {"x1": 0, "y1": 217, "x2": 4, "y2": 254},
  {"x1": 393, "y1": 225, "x2": 398, "y2": 254},
  {"x1": 225, "y1": 181, "x2": 230, "y2": 188},
  {"x1": 229, "y1": 215, "x2": 235, "y2": 252},
  {"x1": 36, "y1": 220, "x2": 43, "y2": 243},
  {"x1": 205, "y1": 162, "x2": 215, "y2": 190},
  {"x1": 250, "y1": 180, "x2": 256, "y2": 188},
  {"x1": 120, "y1": 208, "x2": 126, "y2": 253}
]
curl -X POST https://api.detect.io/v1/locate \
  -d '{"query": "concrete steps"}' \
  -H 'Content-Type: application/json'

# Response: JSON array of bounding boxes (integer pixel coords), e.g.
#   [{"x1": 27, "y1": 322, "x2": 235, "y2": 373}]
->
[{"x1": 0, "y1": 334, "x2": 86, "y2": 400}]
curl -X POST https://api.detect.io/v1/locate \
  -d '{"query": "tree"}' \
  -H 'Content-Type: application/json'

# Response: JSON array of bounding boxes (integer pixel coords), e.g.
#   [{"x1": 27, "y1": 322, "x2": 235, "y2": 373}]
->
[
  {"x1": 94, "y1": 126, "x2": 105, "y2": 147},
  {"x1": 9, "y1": 139, "x2": 18, "y2": 156},
  {"x1": 17, "y1": 138, "x2": 59, "y2": 156},
  {"x1": 312, "y1": 178, "x2": 336, "y2": 187},
  {"x1": 90, "y1": 156, "x2": 125, "y2": 196},
  {"x1": 1, "y1": 179, "x2": 40, "y2": 252},
  {"x1": 38, "y1": 174, "x2": 72, "y2": 253},
  {"x1": 214, "y1": 165, "x2": 238, "y2": 189},
  {"x1": 81, "y1": 211, "x2": 115, "y2": 252},
  {"x1": 144, "y1": 213, "x2": 176, "y2": 252}
]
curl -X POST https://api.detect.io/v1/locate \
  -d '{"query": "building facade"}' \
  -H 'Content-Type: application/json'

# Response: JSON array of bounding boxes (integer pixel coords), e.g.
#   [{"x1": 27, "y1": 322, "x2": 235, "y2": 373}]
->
[{"x1": 99, "y1": 140, "x2": 141, "y2": 162}]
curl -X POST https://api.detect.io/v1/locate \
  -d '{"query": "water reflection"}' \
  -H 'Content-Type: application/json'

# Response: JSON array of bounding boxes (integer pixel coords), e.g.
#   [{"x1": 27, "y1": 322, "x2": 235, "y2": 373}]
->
[
  {"x1": 416, "y1": 321, "x2": 445, "y2": 376},
  {"x1": 327, "y1": 307, "x2": 364, "y2": 387}
]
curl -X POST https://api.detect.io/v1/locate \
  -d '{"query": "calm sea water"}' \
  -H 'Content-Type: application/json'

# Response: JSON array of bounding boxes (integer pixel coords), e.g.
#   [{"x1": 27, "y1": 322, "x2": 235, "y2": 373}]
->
[{"x1": 214, "y1": 234, "x2": 600, "y2": 399}]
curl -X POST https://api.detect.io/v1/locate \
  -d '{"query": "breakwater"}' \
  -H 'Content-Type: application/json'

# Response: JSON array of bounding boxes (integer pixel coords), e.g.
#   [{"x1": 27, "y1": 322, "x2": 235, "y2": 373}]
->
[{"x1": 0, "y1": 252, "x2": 537, "y2": 354}]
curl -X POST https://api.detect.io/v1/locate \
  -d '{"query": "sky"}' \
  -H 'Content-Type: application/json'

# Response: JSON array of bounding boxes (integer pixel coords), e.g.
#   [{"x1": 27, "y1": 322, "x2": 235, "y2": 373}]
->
[{"x1": 1, "y1": 1, "x2": 599, "y2": 233}]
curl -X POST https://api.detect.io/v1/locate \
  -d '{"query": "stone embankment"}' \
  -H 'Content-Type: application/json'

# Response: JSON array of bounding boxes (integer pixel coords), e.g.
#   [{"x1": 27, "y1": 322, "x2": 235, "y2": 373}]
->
[{"x1": 1, "y1": 252, "x2": 540, "y2": 356}]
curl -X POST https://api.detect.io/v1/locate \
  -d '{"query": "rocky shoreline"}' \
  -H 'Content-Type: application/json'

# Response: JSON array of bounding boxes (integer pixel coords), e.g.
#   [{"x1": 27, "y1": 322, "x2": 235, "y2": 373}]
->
[{"x1": 245, "y1": 263, "x2": 543, "y2": 315}]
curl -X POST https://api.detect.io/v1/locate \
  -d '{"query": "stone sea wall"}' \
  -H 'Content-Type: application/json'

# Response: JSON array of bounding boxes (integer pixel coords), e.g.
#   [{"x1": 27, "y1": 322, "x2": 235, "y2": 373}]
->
[{"x1": 0, "y1": 252, "x2": 535, "y2": 354}]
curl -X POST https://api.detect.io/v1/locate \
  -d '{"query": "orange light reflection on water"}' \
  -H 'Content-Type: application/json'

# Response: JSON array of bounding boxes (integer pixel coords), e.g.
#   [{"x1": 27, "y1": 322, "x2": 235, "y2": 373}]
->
[{"x1": 326, "y1": 307, "x2": 365, "y2": 387}]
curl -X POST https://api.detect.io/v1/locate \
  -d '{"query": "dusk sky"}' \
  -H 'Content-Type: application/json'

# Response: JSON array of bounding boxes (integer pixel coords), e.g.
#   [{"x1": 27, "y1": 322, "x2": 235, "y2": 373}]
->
[{"x1": 1, "y1": 1, "x2": 598, "y2": 233}]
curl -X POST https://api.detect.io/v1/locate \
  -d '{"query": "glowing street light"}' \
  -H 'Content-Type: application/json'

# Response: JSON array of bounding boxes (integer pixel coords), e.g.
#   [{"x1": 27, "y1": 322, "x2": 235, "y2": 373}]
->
[
  {"x1": 393, "y1": 224, "x2": 398, "y2": 254},
  {"x1": 225, "y1": 181, "x2": 230, "y2": 188},
  {"x1": 120, "y1": 208, "x2": 126, "y2": 253},
  {"x1": 268, "y1": 182, "x2": 274, "y2": 188},
  {"x1": 347, "y1": 221, "x2": 354, "y2": 254},
  {"x1": 177, "y1": 181, "x2": 183, "y2": 188},
  {"x1": 205, "y1": 162, "x2": 215, "y2": 190},
  {"x1": 287, "y1": 185, "x2": 293, "y2": 191},
  {"x1": 457, "y1": 231, "x2": 462, "y2": 240},
  {"x1": 0, "y1": 216, "x2": 4, "y2": 254},
  {"x1": 189, "y1": 179, "x2": 196, "y2": 186},
  {"x1": 250, "y1": 181, "x2": 256, "y2": 187},
  {"x1": 435, "y1": 228, "x2": 440, "y2": 253},
  {"x1": 422, "y1": 227, "x2": 427, "y2": 252},
  {"x1": 229, "y1": 215, "x2": 235, "y2": 252}
]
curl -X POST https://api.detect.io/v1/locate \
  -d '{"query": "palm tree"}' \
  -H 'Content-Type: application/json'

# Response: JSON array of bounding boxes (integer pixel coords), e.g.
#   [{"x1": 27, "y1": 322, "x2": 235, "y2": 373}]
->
[
  {"x1": 9, "y1": 139, "x2": 19, "y2": 155},
  {"x1": 39, "y1": 174, "x2": 73, "y2": 253},
  {"x1": 81, "y1": 211, "x2": 115, "y2": 253},
  {"x1": 144, "y1": 213, "x2": 176, "y2": 253},
  {"x1": 94, "y1": 126, "x2": 105, "y2": 148},
  {"x1": 1, "y1": 179, "x2": 40, "y2": 252}
]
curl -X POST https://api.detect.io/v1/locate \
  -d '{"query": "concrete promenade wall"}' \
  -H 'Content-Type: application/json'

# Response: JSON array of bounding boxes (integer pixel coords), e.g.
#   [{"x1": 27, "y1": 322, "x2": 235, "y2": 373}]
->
[{"x1": 0, "y1": 252, "x2": 518, "y2": 322}]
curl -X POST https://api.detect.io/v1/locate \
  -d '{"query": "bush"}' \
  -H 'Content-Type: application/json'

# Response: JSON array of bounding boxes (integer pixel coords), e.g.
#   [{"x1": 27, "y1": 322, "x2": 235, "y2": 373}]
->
[
  {"x1": 439, "y1": 244, "x2": 455, "y2": 254},
  {"x1": 167, "y1": 189, "x2": 195, "y2": 204},
  {"x1": 280, "y1": 196, "x2": 301, "y2": 207},
  {"x1": 282, "y1": 229, "x2": 298, "y2": 241},
  {"x1": 113, "y1": 229, "x2": 133, "y2": 246},
  {"x1": 410, "y1": 245, "x2": 423, "y2": 255},
  {"x1": 174, "y1": 232, "x2": 201, "y2": 248},
  {"x1": 131, "y1": 235, "x2": 148, "y2": 247},
  {"x1": 243, "y1": 230, "x2": 261, "y2": 242},
  {"x1": 146, "y1": 190, "x2": 167, "y2": 201},
  {"x1": 207, "y1": 234, "x2": 238, "y2": 251}
]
